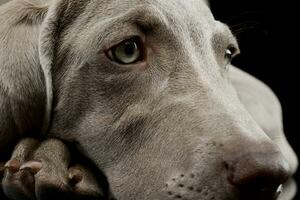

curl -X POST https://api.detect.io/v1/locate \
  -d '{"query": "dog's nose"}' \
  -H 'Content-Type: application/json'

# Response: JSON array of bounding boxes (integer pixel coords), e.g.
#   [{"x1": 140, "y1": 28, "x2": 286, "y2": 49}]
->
[{"x1": 225, "y1": 150, "x2": 290, "y2": 199}]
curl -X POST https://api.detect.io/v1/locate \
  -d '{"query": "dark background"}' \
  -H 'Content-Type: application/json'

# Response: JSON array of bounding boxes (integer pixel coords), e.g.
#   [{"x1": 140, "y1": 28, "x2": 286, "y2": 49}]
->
[
  {"x1": 0, "y1": 0, "x2": 298, "y2": 198},
  {"x1": 209, "y1": 0, "x2": 299, "y2": 197}
]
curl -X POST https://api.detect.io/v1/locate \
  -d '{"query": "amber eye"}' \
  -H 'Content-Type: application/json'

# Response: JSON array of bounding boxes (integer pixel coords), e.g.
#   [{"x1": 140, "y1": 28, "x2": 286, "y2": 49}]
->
[{"x1": 106, "y1": 37, "x2": 144, "y2": 65}]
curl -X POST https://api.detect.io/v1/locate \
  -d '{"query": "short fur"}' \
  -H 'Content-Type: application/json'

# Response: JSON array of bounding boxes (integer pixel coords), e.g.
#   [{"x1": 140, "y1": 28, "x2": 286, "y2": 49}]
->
[{"x1": 0, "y1": 0, "x2": 298, "y2": 199}]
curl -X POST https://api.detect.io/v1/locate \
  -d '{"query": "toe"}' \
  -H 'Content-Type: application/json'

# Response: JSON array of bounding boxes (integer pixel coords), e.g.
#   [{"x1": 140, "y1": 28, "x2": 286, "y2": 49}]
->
[
  {"x1": 32, "y1": 139, "x2": 72, "y2": 200},
  {"x1": 68, "y1": 164, "x2": 106, "y2": 200},
  {"x1": 4, "y1": 159, "x2": 21, "y2": 174},
  {"x1": 1, "y1": 138, "x2": 40, "y2": 200},
  {"x1": 2, "y1": 168, "x2": 35, "y2": 200},
  {"x1": 20, "y1": 160, "x2": 43, "y2": 174},
  {"x1": 69, "y1": 167, "x2": 83, "y2": 186}
]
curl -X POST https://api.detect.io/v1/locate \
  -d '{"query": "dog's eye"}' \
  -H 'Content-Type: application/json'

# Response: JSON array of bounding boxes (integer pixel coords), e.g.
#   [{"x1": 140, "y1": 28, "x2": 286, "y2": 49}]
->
[
  {"x1": 223, "y1": 46, "x2": 239, "y2": 71},
  {"x1": 225, "y1": 48, "x2": 233, "y2": 60},
  {"x1": 224, "y1": 45, "x2": 238, "y2": 61},
  {"x1": 106, "y1": 37, "x2": 144, "y2": 65},
  {"x1": 225, "y1": 48, "x2": 233, "y2": 61}
]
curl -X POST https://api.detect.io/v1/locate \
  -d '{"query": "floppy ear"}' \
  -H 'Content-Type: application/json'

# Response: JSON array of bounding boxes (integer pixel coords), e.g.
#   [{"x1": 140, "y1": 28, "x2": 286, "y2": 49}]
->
[
  {"x1": 39, "y1": 0, "x2": 90, "y2": 133},
  {"x1": 0, "y1": 0, "x2": 49, "y2": 154},
  {"x1": 39, "y1": 0, "x2": 70, "y2": 133}
]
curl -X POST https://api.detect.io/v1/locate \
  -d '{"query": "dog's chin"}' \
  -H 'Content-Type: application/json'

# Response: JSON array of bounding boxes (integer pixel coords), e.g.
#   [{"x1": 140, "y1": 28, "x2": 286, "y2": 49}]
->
[{"x1": 278, "y1": 178, "x2": 297, "y2": 200}]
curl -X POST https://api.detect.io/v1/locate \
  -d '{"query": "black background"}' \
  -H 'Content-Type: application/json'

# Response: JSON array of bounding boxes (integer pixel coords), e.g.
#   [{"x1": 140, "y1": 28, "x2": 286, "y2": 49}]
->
[
  {"x1": 0, "y1": 0, "x2": 298, "y2": 198},
  {"x1": 209, "y1": 0, "x2": 299, "y2": 198}
]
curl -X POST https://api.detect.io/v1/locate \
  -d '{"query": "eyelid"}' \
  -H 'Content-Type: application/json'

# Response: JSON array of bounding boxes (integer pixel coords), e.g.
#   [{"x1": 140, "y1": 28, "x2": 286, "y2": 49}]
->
[
  {"x1": 227, "y1": 43, "x2": 240, "y2": 58},
  {"x1": 225, "y1": 31, "x2": 240, "y2": 55},
  {"x1": 105, "y1": 34, "x2": 142, "y2": 52},
  {"x1": 106, "y1": 49, "x2": 114, "y2": 60}
]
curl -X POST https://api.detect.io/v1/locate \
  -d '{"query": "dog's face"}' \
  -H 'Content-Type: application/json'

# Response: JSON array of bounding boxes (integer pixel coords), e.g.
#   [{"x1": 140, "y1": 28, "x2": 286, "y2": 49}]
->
[{"x1": 43, "y1": 0, "x2": 291, "y2": 199}]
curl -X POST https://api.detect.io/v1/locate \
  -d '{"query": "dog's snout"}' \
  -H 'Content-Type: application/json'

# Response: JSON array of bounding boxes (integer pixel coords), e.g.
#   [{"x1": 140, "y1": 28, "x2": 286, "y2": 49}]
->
[{"x1": 224, "y1": 149, "x2": 290, "y2": 199}]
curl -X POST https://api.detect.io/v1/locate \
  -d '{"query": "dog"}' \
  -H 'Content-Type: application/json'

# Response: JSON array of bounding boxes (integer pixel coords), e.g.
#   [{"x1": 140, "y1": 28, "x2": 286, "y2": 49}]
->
[{"x1": 0, "y1": 0, "x2": 298, "y2": 199}]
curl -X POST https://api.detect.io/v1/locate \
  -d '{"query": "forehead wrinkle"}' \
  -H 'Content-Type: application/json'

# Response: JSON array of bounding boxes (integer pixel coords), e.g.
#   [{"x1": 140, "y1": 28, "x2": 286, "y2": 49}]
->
[
  {"x1": 86, "y1": 1, "x2": 175, "y2": 36},
  {"x1": 79, "y1": 0, "x2": 214, "y2": 39},
  {"x1": 129, "y1": 4, "x2": 171, "y2": 34}
]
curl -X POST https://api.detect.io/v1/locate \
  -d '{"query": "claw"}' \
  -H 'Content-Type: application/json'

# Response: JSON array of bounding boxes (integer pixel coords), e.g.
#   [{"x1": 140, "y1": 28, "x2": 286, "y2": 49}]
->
[
  {"x1": 68, "y1": 167, "x2": 83, "y2": 186},
  {"x1": 20, "y1": 161, "x2": 42, "y2": 174},
  {"x1": 4, "y1": 159, "x2": 20, "y2": 174}
]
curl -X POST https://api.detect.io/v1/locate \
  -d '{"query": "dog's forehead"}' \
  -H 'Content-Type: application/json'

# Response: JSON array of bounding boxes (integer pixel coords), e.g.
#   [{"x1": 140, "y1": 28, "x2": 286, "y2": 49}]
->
[
  {"x1": 82, "y1": 0, "x2": 215, "y2": 27},
  {"x1": 62, "y1": 0, "x2": 235, "y2": 64}
]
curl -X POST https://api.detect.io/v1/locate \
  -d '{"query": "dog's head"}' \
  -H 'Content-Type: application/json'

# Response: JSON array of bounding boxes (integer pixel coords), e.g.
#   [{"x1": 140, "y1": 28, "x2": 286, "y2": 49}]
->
[{"x1": 38, "y1": 0, "x2": 295, "y2": 199}]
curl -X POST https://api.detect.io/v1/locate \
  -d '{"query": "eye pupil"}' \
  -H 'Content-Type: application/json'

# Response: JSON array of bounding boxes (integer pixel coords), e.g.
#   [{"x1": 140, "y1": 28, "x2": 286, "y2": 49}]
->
[
  {"x1": 225, "y1": 49, "x2": 233, "y2": 59},
  {"x1": 124, "y1": 42, "x2": 137, "y2": 56},
  {"x1": 107, "y1": 37, "x2": 144, "y2": 65}
]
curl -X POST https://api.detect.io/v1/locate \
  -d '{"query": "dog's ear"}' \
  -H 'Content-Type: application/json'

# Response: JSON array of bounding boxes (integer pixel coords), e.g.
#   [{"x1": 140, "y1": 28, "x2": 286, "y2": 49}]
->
[
  {"x1": 0, "y1": 0, "x2": 49, "y2": 155},
  {"x1": 39, "y1": 0, "x2": 90, "y2": 133},
  {"x1": 39, "y1": 0, "x2": 69, "y2": 133}
]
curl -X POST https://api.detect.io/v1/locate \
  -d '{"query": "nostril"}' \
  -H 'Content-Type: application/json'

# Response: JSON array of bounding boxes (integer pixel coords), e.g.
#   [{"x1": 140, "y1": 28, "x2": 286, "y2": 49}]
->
[
  {"x1": 225, "y1": 151, "x2": 290, "y2": 199},
  {"x1": 226, "y1": 152, "x2": 290, "y2": 186}
]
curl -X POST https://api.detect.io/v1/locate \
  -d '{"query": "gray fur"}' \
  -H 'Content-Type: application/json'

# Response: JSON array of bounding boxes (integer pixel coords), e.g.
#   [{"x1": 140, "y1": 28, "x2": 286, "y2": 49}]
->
[
  {"x1": 0, "y1": 0, "x2": 297, "y2": 199},
  {"x1": 0, "y1": 0, "x2": 47, "y2": 156},
  {"x1": 0, "y1": 0, "x2": 9, "y2": 5}
]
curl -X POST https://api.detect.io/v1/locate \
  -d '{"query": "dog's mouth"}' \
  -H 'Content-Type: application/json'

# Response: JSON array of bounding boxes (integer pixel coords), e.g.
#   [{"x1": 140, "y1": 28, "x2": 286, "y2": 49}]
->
[
  {"x1": 239, "y1": 177, "x2": 297, "y2": 200},
  {"x1": 233, "y1": 177, "x2": 296, "y2": 200}
]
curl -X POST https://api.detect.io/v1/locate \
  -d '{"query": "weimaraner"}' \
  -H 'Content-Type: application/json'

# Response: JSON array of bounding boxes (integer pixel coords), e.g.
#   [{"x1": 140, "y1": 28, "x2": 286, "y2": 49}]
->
[{"x1": 0, "y1": 0, "x2": 298, "y2": 199}]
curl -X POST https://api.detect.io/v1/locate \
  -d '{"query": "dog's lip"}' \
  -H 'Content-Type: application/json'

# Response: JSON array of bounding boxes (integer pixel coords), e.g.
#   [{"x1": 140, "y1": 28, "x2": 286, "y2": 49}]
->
[{"x1": 217, "y1": 177, "x2": 297, "y2": 200}]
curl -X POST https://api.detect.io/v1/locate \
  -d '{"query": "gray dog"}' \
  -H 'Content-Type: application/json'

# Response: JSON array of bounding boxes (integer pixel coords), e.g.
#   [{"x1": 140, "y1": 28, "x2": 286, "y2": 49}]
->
[{"x1": 0, "y1": 0, "x2": 298, "y2": 199}]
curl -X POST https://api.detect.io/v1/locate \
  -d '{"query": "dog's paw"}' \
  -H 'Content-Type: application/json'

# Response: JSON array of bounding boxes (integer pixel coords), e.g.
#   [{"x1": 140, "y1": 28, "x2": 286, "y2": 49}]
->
[
  {"x1": 2, "y1": 138, "x2": 39, "y2": 200},
  {"x1": 1, "y1": 138, "x2": 107, "y2": 200}
]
